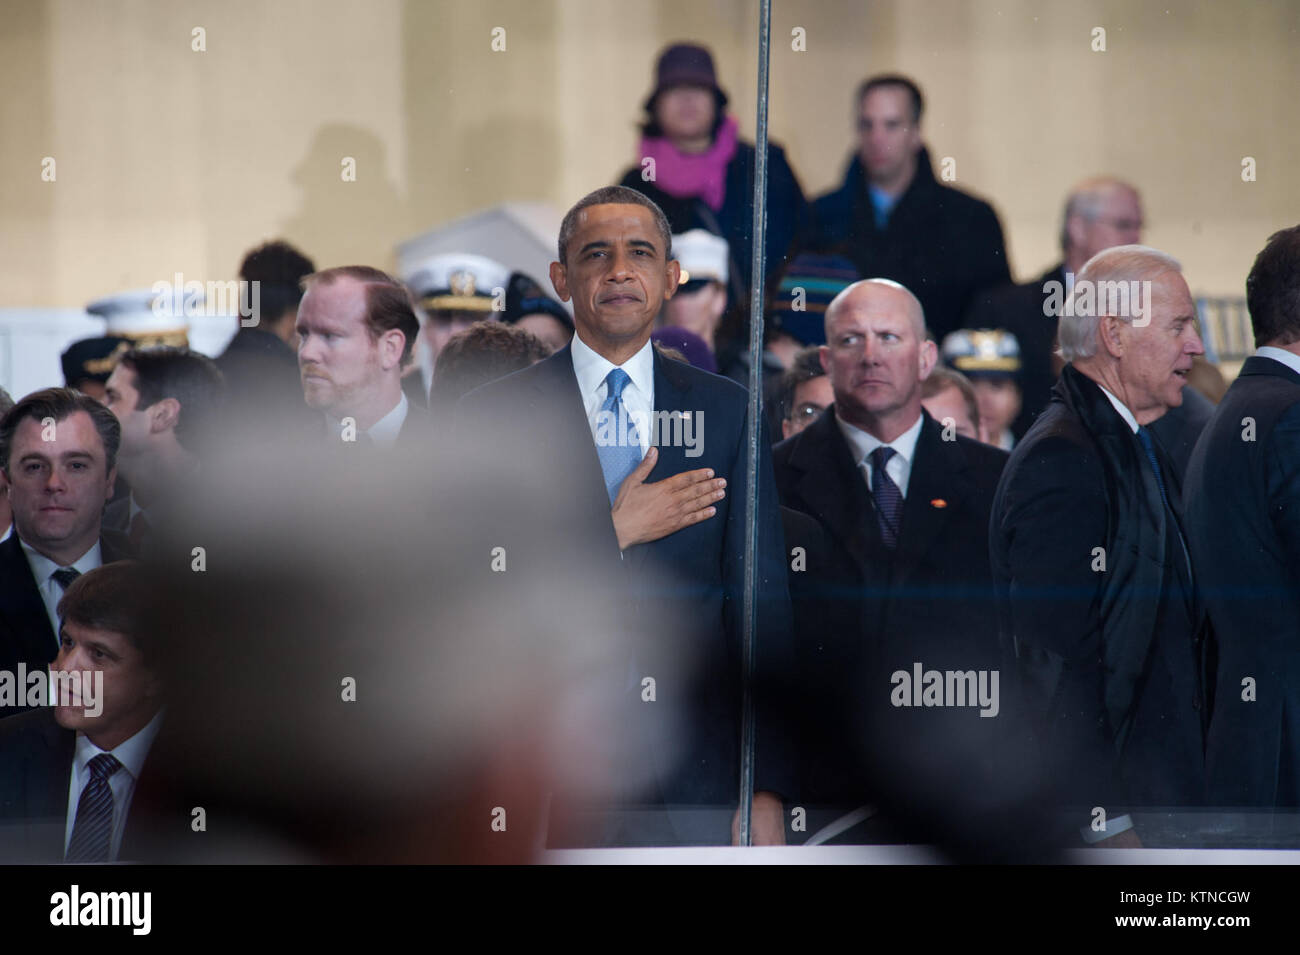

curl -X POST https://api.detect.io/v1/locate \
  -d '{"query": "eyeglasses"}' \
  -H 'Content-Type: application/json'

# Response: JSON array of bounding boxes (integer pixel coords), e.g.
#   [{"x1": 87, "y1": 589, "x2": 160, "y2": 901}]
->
[
  {"x1": 1092, "y1": 217, "x2": 1144, "y2": 232},
  {"x1": 787, "y1": 402, "x2": 827, "y2": 422}
]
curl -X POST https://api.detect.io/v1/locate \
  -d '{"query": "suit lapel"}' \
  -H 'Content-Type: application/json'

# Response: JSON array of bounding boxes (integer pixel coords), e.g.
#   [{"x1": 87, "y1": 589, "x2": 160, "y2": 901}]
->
[
  {"x1": 0, "y1": 535, "x2": 57, "y2": 665},
  {"x1": 625, "y1": 349, "x2": 693, "y2": 576},
  {"x1": 789, "y1": 408, "x2": 878, "y2": 576},
  {"x1": 890, "y1": 413, "x2": 974, "y2": 587},
  {"x1": 530, "y1": 347, "x2": 622, "y2": 549}
]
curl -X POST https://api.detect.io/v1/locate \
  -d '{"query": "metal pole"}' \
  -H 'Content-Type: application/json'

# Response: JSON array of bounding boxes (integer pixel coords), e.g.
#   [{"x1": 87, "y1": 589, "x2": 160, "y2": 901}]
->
[{"x1": 739, "y1": 0, "x2": 773, "y2": 848}]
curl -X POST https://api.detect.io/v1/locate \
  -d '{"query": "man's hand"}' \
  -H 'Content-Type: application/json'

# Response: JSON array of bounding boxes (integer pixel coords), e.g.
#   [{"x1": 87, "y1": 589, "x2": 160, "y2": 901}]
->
[
  {"x1": 731, "y1": 791, "x2": 787, "y2": 846},
  {"x1": 1093, "y1": 827, "x2": 1143, "y2": 848},
  {"x1": 610, "y1": 447, "x2": 726, "y2": 550}
]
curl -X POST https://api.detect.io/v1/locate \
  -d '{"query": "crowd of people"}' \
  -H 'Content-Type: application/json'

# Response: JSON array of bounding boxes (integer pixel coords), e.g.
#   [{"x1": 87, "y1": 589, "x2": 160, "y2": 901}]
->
[{"x1": 1, "y1": 42, "x2": 1297, "y2": 862}]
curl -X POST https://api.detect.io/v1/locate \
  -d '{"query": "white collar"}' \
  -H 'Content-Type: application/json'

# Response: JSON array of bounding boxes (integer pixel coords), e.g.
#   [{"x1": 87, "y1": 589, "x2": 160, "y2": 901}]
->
[
  {"x1": 571, "y1": 333, "x2": 655, "y2": 402},
  {"x1": 1256, "y1": 345, "x2": 1300, "y2": 379},
  {"x1": 1095, "y1": 382, "x2": 1141, "y2": 434},
  {"x1": 836, "y1": 410, "x2": 925, "y2": 466},
  {"x1": 20, "y1": 537, "x2": 102, "y2": 584},
  {"x1": 74, "y1": 707, "x2": 164, "y2": 783},
  {"x1": 367, "y1": 392, "x2": 409, "y2": 448}
]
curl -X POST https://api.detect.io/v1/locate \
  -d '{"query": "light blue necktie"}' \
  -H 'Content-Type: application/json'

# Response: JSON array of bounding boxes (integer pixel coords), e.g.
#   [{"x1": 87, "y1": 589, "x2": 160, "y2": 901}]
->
[{"x1": 596, "y1": 368, "x2": 643, "y2": 503}]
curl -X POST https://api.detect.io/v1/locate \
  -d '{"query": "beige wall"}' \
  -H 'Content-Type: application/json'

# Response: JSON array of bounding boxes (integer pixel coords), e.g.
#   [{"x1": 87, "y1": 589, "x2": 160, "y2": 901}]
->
[{"x1": 3, "y1": 0, "x2": 1297, "y2": 308}]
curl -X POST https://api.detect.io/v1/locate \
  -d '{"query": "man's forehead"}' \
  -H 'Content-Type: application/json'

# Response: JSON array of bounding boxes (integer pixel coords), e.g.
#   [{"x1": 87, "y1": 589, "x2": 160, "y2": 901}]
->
[
  {"x1": 301, "y1": 279, "x2": 366, "y2": 323},
  {"x1": 861, "y1": 86, "x2": 911, "y2": 117},
  {"x1": 62, "y1": 618, "x2": 132, "y2": 649},
  {"x1": 573, "y1": 204, "x2": 659, "y2": 240},
  {"x1": 14, "y1": 411, "x2": 102, "y2": 451},
  {"x1": 832, "y1": 289, "x2": 918, "y2": 328}
]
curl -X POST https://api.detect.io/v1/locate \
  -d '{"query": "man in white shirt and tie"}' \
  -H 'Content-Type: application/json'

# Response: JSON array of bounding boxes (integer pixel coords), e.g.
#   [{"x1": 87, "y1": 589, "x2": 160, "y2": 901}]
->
[
  {"x1": 0, "y1": 389, "x2": 130, "y2": 710},
  {"x1": 296, "y1": 266, "x2": 428, "y2": 450},
  {"x1": 0, "y1": 561, "x2": 165, "y2": 862},
  {"x1": 772, "y1": 279, "x2": 1009, "y2": 846}
]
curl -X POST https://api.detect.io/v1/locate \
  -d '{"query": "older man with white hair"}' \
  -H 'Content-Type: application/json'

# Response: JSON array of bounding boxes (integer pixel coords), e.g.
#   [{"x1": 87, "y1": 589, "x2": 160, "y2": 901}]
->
[{"x1": 990, "y1": 244, "x2": 1210, "y2": 847}]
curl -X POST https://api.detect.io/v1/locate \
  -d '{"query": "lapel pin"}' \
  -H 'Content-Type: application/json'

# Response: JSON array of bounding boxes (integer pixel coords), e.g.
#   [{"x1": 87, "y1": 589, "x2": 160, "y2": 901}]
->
[{"x1": 930, "y1": 498, "x2": 947, "y2": 509}]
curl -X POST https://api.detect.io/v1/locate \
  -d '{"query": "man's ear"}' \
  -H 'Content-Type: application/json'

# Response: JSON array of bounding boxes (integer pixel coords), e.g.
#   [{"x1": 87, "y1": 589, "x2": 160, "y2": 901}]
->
[
  {"x1": 918, "y1": 338, "x2": 939, "y2": 380},
  {"x1": 379, "y1": 329, "x2": 405, "y2": 371},
  {"x1": 549, "y1": 261, "x2": 571, "y2": 303},
  {"x1": 105, "y1": 466, "x2": 117, "y2": 503},
  {"x1": 1099, "y1": 315, "x2": 1126, "y2": 358},
  {"x1": 149, "y1": 398, "x2": 181, "y2": 435},
  {"x1": 663, "y1": 259, "x2": 681, "y2": 300},
  {"x1": 818, "y1": 344, "x2": 831, "y2": 374},
  {"x1": 1066, "y1": 215, "x2": 1088, "y2": 257}
]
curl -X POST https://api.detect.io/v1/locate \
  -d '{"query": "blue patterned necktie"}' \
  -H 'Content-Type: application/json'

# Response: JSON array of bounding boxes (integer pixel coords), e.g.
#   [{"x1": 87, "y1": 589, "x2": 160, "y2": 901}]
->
[
  {"x1": 66, "y1": 753, "x2": 122, "y2": 862},
  {"x1": 1136, "y1": 427, "x2": 1169, "y2": 511},
  {"x1": 868, "y1": 445, "x2": 903, "y2": 549},
  {"x1": 596, "y1": 368, "x2": 643, "y2": 503}
]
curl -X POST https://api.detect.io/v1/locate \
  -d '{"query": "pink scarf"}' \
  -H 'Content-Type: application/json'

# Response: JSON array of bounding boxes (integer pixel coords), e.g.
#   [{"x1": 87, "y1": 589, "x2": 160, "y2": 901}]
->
[{"x1": 638, "y1": 115, "x2": 739, "y2": 212}]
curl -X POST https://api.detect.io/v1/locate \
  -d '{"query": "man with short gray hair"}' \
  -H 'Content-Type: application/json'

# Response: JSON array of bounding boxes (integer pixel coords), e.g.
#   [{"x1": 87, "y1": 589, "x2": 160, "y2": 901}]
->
[{"x1": 990, "y1": 244, "x2": 1210, "y2": 846}]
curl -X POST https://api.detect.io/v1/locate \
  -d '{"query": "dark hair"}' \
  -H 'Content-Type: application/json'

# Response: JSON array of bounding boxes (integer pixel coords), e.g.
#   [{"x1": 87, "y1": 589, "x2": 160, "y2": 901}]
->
[
  {"x1": 432, "y1": 321, "x2": 552, "y2": 408},
  {"x1": 557, "y1": 186, "x2": 673, "y2": 267},
  {"x1": 239, "y1": 240, "x2": 316, "y2": 327},
  {"x1": 58, "y1": 561, "x2": 157, "y2": 659},
  {"x1": 0, "y1": 387, "x2": 121, "y2": 475},
  {"x1": 856, "y1": 74, "x2": 925, "y2": 124},
  {"x1": 921, "y1": 367, "x2": 981, "y2": 433},
  {"x1": 302, "y1": 266, "x2": 420, "y2": 367},
  {"x1": 640, "y1": 88, "x2": 727, "y2": 140},
  {"x1": 1247, "y1": 225, "x2": 1300, "y2": 348},
  {"x1": 779, "y1": 346, "x2": 827, "y2": 421},
  {"x1": 118, "y1": 347, "x2": 226, "y2": 453}
]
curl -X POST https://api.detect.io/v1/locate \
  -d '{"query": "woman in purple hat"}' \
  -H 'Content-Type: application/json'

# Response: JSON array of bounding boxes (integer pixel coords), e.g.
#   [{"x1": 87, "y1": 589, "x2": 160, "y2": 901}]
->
[{"x1": 617, "y1": 43, "x2": 808, "y2": 313}]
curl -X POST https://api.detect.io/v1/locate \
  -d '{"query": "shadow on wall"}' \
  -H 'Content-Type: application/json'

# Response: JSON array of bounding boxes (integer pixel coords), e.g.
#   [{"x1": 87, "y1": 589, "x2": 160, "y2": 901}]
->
[{"x1": 281, "y1": 123, "x2": 411, "y2": 270}]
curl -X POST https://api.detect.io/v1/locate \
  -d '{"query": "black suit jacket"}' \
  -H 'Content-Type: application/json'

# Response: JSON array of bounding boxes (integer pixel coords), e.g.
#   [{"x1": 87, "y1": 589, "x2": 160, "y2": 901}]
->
[
  {"x1": 773, "y1": 406, "x2": 1008, "y2": 810},
  {"x1": 809, "y1": 149, "x2": 1011, "y2": 341},
  {"x1": 1185, "y1": 354, "x2": 1300, "y2": 806},
  {"x1": 457, "y1": 344, "x2": 794, "y2": 842},
  {"x1": 0, "y1": 532, "x2": 132, "y2": 715},
  {"x1": 991, "y1": 364, "x2": 1209, "y2": 813},
  {"x1": 0, "y1": 708, "x2": 167, "y2": 862}
]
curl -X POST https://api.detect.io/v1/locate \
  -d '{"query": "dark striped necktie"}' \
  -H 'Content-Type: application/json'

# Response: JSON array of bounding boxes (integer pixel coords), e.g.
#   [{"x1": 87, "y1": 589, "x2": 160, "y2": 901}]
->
[
  {"x1": 868, "y1": 445, "x2": 903, "y2": 549},
  {"x1": 65, "y1": 753, "x2": 123, "y2": 862},
  {"x1": 52, "y1": 567, "x2": 80, "y2": 590}
]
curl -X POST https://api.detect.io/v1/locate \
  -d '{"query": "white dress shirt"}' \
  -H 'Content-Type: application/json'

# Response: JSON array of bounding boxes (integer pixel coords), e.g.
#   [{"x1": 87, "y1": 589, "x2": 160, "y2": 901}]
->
[
  {"x1": 837, "y1": 412, "x2": 925, "y2": 498},
  {"x1": 367, "y1": 391, "x2": 409, "y2": 448},
  {"x1": 1255, "y1": 345, "x2": 1300, "y2": 378},
  {"x1": 1096, "y1": 383, "x2": 1140, "y2": 434},
  {"x1": 323, "y1": 391, "x2": 408, "y2": 449},
  {"x1": 64, "y1": 708, "x2": 164, "y2": 861},
  {"x1": 20, "y1": 539, "x2": 102, "y2": 649},
  {"x1": 571, "y1": 333, "x2": 655, "y2": 458}
]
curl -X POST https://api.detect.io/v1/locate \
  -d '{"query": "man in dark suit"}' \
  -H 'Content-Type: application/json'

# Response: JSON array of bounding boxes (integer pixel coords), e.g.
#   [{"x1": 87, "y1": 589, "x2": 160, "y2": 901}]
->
[
  {"x1": 295, "y1": 265, "x2": 430, "y2": 448},
  {"x1": 991, "y1": 245, "x2": 1209, "y2": 846},
  {"x1": 806, "y1": 75, "x2": 1010, "y2": 342},
  {"x1": 215, "y1": 239, "x2": 316, "y2": 429},
  {"x1": 772, "y1": 278, "x2": 1008, "y2": 847},
  {"x1": 1184, "y1": 225, "x2": 1300, "y2": 807},
  {"x1": 458, "y1": 185, "x2": 793, "y2": 846},
  {"x1": 102, "y1": 346, "x2": 224, "y2": 555},
  {"x1": 0, "y1": 562, "x2": 167, "y2": 862},
  {"x1": 0, "y1": 389, "x2": 130, "y2": 712}
]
